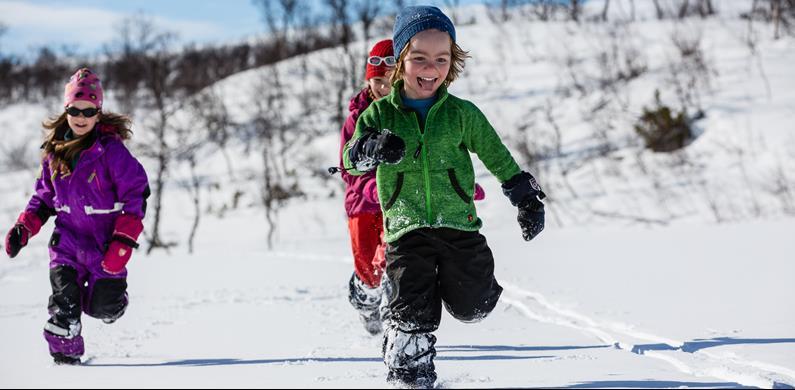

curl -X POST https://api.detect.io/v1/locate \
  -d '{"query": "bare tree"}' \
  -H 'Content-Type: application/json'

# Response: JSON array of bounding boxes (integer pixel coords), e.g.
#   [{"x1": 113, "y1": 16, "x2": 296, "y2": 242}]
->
[
  {"x1": 353, "y1": 0, "x2": 381, "y2": 86},
  {"x1": 652, "y1": 0, "x2": 665, "y2": 19},
  {"x1": 570, "y1": 0, "x2": 582, "y2": 22},
  {"x1": 172, "y1": 89, "x2": 231, "y2": 253},
  {"x1": 247, "y1": 68, "x2": 305, "y2": 249},
  {"x1": 355, "y1": 0, "x2": 382, "y2": 59},
  {"x1": 106, "y1": 14, "x2": 181, "y2": 254},
  {"x1": 601, "y1": 0, "x2": 611, "y2": 21},
  {"x1": 325, "y1": 0, "x2": 356, "y2": 128},
  {"x1": 253, "y1": 0, "x2": 301, "y2": 58}
]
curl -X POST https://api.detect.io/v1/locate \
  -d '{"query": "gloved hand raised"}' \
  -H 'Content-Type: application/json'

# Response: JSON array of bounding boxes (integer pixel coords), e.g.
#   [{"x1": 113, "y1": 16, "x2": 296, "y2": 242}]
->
[
  {"x1": 348, "y1": 128, "x2": 406, "y2": 172},
  {"x1": 502, "y1": 171, "x2": 546, "y2": 241}
]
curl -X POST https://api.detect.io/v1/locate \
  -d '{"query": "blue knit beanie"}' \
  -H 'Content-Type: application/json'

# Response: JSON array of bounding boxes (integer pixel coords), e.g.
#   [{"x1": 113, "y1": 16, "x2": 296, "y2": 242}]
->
[{"x1": 393, "y1": 6, "x2": 456, "y2": 58}]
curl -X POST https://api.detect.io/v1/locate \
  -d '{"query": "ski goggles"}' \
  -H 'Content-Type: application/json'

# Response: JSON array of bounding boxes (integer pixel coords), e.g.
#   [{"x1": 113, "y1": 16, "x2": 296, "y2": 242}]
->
[
  {"x1": 367, "y1": 55, "x2": 396, "y2": 67},
  {"x1": 66, "y1": 106, "x2": 99, "y2": 117}
]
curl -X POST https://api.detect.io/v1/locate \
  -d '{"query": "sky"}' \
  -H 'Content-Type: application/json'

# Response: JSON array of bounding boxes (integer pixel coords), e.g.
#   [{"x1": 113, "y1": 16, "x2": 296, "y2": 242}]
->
[
  {"x1": 0, "y1": 0, "x2": 484, "y2": 58},
  {"x1": 0, "y1": 0, "x2": 264, "y2": 57}
]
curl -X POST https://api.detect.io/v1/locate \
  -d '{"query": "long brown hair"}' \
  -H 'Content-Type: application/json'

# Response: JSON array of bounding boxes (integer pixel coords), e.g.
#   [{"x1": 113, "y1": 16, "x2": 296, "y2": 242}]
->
[
  {"x1": 389, "y1": 41, "x2": 470, "y2": 87},
  {"x1": 42, "y1": 110, "x2": 133, "y2": 176}
]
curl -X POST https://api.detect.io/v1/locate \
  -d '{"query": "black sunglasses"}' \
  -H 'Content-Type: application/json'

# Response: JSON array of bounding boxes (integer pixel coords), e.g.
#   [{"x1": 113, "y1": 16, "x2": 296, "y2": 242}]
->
[{"x1": 66, "y1": 106, "x2": 99, "y2": 117}]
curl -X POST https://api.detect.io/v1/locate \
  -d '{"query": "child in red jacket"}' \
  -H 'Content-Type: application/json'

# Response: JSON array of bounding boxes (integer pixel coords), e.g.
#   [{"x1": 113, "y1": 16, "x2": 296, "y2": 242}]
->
[{"x1": 339, "y1": 39, "x2": 395, "y2": 335}]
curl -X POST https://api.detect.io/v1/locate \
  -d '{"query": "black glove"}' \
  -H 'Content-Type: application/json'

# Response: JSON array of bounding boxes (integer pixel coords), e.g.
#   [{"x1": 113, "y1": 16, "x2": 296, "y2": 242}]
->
[
  {"x1": 5, "y1": 224, "x2": 29, "y2": 258},
  {"x1": 349, "y1": 128, "x2": 406, "y2": 172},
  {"x1": 518, "y1": 197, "x2": 545, "y2": 241},
  {"x1": 502, "y1": 171, "x2": 546, "y2": 241}
]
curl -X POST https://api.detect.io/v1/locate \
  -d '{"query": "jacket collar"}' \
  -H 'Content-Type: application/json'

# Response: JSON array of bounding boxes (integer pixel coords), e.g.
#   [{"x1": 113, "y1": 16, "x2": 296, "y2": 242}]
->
[
  {"x1": 387, "y1": 80, "x2": 449, "y2": 111},
  {"x1": 78, "y1": 125, "x2": 119, "y2": 166}
]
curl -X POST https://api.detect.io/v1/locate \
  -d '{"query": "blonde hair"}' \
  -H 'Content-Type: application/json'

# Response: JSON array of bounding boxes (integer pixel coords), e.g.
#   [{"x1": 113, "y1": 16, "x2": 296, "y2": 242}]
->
[
  {"x1": 42, "y1": 111, "x2": 133, "y2": 176},
  {"x1": 389, "y1": 41, "x2": 470, "y2": 87}
]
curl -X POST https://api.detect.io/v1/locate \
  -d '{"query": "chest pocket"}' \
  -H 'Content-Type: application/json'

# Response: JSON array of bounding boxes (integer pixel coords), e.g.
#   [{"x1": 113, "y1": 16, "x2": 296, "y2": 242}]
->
[{"x1": 82, "y1": 157, "x2": 120, "y2": 215}]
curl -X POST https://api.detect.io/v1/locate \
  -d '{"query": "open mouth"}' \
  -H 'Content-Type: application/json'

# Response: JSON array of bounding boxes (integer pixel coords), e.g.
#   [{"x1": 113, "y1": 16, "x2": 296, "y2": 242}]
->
[{"x1": 417, "y1": 76, "x2": 438, "y2": 90}]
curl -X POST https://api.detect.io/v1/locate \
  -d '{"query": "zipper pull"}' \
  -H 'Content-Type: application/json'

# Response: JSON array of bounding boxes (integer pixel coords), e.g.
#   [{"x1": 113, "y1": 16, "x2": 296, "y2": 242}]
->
[{"x1": 414, "y1": 141, "x2": 423, "y2": 159}]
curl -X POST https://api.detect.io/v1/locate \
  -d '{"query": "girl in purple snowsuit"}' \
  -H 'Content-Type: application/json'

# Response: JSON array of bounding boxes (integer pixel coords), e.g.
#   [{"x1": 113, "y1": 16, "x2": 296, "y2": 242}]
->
[{"x1": 4, "y1": 68, "x2": 149, "y2": 365}]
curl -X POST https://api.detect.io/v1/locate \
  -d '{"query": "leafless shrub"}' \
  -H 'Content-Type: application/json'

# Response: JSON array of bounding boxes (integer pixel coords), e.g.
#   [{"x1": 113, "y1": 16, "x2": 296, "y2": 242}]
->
[
  {"x1": 1, "y1": 141, "x2": 37, "y2": 172},
  {"x1": 743, "y1": 0, "x2": 795, "y2": 39},
  {"x1": 763, "y1": 162, "x2": 795, "y2": 215},
  {"x1": 666, "y1": 27, "x2": 715, "y2": 112},
  {"x1": 652, "y1": 0, "x2": 716, "y2": 20}
]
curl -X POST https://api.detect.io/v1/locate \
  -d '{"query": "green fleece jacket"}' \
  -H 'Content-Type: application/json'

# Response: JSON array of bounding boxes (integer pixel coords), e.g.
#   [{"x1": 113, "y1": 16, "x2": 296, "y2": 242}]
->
[{"x1": 344, "y1": 81, "x2": 521, "y2": 243}]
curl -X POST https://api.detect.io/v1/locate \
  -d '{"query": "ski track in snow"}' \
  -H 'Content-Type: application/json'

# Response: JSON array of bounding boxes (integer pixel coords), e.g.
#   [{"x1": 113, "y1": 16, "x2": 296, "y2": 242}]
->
[
  {"x1": 261, "y1": 251, "x2": 795, "y2": 388},
  {"x1": 500, "y1": 282, "x2": 795, "y2": 389}
]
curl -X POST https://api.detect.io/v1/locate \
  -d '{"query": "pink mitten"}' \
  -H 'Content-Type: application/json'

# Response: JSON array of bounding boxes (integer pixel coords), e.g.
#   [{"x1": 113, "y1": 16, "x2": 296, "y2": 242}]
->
[
  {"x1": 101, "y1": 214, "x2": 144, "y2": 274},
  {"x1": 474, "y1": 183, "x2": 486, "y2": 201}
]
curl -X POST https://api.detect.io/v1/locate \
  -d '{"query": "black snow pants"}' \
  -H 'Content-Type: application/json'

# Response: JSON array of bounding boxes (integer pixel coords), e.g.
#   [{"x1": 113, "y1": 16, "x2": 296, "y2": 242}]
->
[{"x1": 383, "y1": 227, "x2": 502, "y2": 332}]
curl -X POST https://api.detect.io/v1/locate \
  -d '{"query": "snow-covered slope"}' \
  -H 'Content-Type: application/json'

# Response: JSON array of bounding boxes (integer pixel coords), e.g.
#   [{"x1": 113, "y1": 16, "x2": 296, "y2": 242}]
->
[{"x1": 1, "y1": 1, "x2": 794, "y2": 387}]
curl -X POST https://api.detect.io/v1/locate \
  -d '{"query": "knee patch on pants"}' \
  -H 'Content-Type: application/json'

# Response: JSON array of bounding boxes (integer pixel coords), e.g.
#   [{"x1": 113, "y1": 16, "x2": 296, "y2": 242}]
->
[
  {"x1": 87, "y1": 278, "x2": 128, "y2": 320},
  {"x1": 443, "y1": 282, "x2": 503, "y2": 323},
  {"x1": 48, "y1": 265, "x2": 82, "y2": 322}
]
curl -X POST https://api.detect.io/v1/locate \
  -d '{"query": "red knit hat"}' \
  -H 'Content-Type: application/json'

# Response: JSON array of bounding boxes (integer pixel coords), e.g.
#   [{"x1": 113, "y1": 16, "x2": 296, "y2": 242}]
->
[{"x1": 365, "y1": 39, "x2": 394, "y2": 81}]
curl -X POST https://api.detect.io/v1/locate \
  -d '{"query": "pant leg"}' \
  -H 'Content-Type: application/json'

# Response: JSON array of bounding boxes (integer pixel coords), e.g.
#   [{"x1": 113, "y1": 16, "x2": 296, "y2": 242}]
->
[
  {"x1": 382, "y1": 229, "x2": 442, "y2": 386},
  {"x1": 437, "y1": 229, "x2": 503, "y2": 323},
  {"x1": 348, "y1": 213, "x2": 385, "y2": 288},
  {"x1": 44, "y1": 265, "x2": 86, "y2": 358},
  {"x1": 383, "y1": 228, "x2": 442, "y2": 333},
  {"x1": 84, "y1": 275, "x2": 128, "y2": 322},
  {"x1": 371, "y1": 216, "x2": 387, "y2": 280}
]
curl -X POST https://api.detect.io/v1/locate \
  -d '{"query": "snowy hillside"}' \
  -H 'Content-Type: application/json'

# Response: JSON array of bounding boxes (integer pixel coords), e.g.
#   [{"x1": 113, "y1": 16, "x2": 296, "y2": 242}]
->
[{"x1": 2, "y1": 1, "x2": 795, "y2": 388}]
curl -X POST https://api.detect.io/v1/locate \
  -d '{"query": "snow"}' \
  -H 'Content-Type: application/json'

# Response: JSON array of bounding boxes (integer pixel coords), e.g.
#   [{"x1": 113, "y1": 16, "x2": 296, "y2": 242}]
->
[{"x1": 2, "y1": 1, "x2": 795, "y2": 388}]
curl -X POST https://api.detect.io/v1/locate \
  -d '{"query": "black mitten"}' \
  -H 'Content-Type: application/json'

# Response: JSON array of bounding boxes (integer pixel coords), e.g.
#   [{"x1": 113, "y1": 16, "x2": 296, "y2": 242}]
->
[
  {"x1": 5, "y1": 224, "x2": 29, "y2": 258},
  {"x1": 349, "y1": 128, "x2": 406, "y2": 172},
  {"x1": 502, "y1": 171, "x2": 546, "y2": 241},
  {"x1": 518, "y1": 197, "x2": 545, "y2": 241},
  {"x1": 501, "y1": 171, "x2": 545, "y2": 206}
]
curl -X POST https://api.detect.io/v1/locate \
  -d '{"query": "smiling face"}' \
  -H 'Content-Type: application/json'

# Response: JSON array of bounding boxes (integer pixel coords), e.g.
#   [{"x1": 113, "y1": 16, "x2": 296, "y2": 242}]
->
[
  {"x1": 65, "y1": 100, "x2": 99, "y2": 136},
  {"x1": 368, "y1": 76, "x2": 392, "y2": 99},
  {"x1": 401, "y1": 29, "x2": 452, "y2": 100}
]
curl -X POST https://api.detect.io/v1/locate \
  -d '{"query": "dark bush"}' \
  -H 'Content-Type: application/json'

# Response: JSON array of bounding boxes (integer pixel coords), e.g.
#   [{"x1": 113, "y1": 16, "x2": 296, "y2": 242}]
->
[{"x1": 634, "y1": 91, "x2": 698, "y2": 153}]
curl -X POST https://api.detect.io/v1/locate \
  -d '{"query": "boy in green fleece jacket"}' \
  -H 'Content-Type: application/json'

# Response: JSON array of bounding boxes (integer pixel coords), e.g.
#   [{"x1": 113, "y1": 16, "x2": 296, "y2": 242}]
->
[{"x1": 343, "y1": 6, "x2": 546, "y2": 388}]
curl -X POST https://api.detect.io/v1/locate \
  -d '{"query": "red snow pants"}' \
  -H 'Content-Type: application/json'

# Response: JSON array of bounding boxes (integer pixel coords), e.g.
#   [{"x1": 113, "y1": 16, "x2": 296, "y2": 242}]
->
[{"x1": 347, "y1": 212, "x2": 386, "y2": 288}]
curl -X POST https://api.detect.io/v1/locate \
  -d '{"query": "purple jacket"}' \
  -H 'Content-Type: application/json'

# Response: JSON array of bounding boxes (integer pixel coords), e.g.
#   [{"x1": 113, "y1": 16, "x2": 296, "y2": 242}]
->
[
  {"x1": 339, "y1": 88, "x2": 380, "y2": 217},
  {"x1": 25, "y1": 125, "x2": 149, "y2": 270}
]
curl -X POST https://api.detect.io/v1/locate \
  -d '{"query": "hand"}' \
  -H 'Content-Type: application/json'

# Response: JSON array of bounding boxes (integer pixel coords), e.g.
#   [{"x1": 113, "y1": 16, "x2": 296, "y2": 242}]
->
[
  {"x1": 102, "y1": 214, "x2": 144, "y2": 274},
  {"x1": 5, "y1": 224, "x2": 30, "y2": 258},
  {"x1": 101, "y1": 240, "x2": 133, "y2": 274},
  {"x1": 502, "y1": 171, "x2": 545, "y2": 207},
  {"x1": 518, "y1": 197, "x2": 545, "y2": 241},
  {"x1": 474, "y1": 183, "x2": 485, "y2": 201},
  {"x1": 350, "y1": 128, "x2": 406, "y2": 171},
  {"x1": 5, "y1": 211, "x2": 44, "y2": 258}
]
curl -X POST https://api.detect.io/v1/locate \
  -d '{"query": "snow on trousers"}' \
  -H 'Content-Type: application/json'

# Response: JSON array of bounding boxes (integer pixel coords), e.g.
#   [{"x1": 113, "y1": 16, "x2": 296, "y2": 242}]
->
[
  {"x1": 26, "y1": 129, "x2": 149, "y2": 358},
  {"x1": 381, "y1": 228, "x2": 502, "y2": 374},
  {"x1": 45, "y1": 262, "x2": 128, "y2": 357}
]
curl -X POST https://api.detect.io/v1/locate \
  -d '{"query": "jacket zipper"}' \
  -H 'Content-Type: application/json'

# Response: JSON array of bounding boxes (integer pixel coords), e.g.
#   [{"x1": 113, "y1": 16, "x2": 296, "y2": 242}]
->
[{"x1": 410, "y1": 111, "x2": 433, "y2": 225}]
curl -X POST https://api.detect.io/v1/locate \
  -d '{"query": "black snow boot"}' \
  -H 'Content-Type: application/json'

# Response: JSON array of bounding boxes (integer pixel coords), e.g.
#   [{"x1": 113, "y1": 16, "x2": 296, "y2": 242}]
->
[
  {"x1": 348, "y1": 272, "x2": 384, "y2": 335},
  {"x1": 52, "y1": 352, "x2": 81, "y2": 365},
  {"x1": 383, "y1": 325, "x2": 437, "y2": 388}
]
